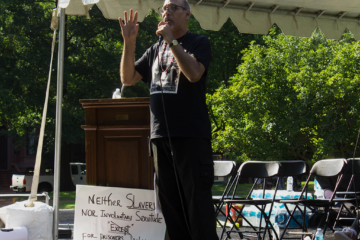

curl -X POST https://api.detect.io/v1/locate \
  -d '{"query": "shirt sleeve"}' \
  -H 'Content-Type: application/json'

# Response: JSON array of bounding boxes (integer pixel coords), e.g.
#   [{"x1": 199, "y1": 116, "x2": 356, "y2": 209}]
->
[
  {"x1": 190, "y1": 36, "x2": 212, "y2": 71},
  {"x1": 135, "y1": 47, "x2": 151, "y2": 83}
]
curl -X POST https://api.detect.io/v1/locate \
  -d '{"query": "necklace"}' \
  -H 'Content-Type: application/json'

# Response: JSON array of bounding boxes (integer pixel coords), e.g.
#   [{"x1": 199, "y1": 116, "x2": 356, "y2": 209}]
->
[
  {"x1": 159, "y1": 32, "x2": 188, "y2": 73},
  {"x1": 160, "y1": 43, "x2": 175, "y2": 73}
]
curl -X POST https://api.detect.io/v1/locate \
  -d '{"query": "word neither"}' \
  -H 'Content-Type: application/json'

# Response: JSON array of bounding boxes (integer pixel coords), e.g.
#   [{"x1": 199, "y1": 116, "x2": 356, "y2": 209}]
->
[{"x1": 89, "y1": 193, "x2": 122, "y2": 207}]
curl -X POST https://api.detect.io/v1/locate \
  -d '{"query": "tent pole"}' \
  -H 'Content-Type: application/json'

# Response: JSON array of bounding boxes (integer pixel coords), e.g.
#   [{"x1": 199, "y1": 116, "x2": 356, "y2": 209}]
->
[{"x1": 53, "y1": 7, "x2": 65, "y2": 240}]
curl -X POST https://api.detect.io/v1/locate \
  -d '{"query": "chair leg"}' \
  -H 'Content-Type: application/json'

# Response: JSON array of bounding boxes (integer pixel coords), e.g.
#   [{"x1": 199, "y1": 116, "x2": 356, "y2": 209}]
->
[
  {"x1": 221, "y1": 204, "x2": 243, "y2": 240},
  {"x1": 316, "y1": 208, "x2": 327, "y2": 233},
  {"x1": 333, "y1": 204, "x2": 343, "y2": 229},
  {"x1": 279, "y1": 204, "x2": 304, "y2": 240},
  {"x1": 332, "y1": 203, "x2": 355, "y2": 229}
]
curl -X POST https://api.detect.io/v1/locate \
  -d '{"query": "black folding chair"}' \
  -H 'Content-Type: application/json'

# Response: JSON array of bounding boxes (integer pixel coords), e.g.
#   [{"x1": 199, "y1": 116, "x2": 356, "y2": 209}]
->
[
  {"x1": 278, "y1": 158, "x2": 347, "y2": 239},
  {"x1": 221, "y1": 161, "x2": 282, "y2": 240},
  {"x1": 272, "y1": 160, "x2": 309, "y2": 239},
  {"x1": 212, "y1": 160, "x2": 237, "y2": 227},
  {"x1": 332, "y1": 158, "x2": 360, "y2": 229}
]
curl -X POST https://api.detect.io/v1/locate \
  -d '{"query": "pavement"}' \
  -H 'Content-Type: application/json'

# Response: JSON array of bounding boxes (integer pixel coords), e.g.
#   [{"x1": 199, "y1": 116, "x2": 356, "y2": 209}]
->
[{"x1": 0, "y1": 189, "x2": 339, "y2": 239}]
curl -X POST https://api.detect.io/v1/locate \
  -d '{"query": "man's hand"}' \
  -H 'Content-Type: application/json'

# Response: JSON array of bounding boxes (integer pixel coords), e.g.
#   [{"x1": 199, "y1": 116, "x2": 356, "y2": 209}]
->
[
  {"x1": 156, "y1": 21, "x2": 176, "y2": 44},
  {"x1": 119, "y1": 9, "x2": 142, "y2": 86},
  {"x1": 119, "y1": 9, "x2": 139, "y2": 42}
]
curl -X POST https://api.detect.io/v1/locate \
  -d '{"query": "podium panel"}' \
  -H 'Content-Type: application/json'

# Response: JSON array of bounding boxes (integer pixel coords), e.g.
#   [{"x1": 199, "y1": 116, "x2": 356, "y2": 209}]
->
[{"x1": 80, "y1": 98, "x2": 153, "y2": 190}]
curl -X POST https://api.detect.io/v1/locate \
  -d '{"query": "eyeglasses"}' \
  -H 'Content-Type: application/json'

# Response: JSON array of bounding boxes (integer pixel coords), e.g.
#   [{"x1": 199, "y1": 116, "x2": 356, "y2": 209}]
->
[{"x1": 158, "y1": 4, "x2": 187, "y2": 14}]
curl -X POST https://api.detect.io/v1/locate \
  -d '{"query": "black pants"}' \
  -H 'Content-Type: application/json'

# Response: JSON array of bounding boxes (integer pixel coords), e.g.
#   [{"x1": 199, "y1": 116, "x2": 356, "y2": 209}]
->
[{"x1": 151, "y1": 137, "x2": 219, "y2": 240}]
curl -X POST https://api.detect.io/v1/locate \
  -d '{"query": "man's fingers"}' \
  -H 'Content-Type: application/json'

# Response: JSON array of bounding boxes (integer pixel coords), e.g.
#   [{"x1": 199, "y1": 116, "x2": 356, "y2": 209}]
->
[
  {"x1": 156, "y1": 24, "x2": 163, "y2": 36},
  {"x1": 130, "y1": 9, "x2": 133, "y2": 22},
  {"x1": 124, "y1": 11, "x2": 128, "y2": 23},
  {"x1": 134, "y1": 11, "x2": 138, "y2": 24},
  {"x1": 119, "y1": 17, "x2": 124, "y2": 27}
]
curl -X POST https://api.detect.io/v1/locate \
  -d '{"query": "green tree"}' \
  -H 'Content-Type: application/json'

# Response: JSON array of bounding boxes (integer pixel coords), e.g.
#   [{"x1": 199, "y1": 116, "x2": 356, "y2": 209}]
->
[
  {"x1": 210, "y1": 29, "x2": 360, "y2": 164},
  {"x1": 188, "y1": 17, "x2": 263, "y2": 93},
  {"x1": 0, "y1": 2, "x2": 160, "y2": 149}
]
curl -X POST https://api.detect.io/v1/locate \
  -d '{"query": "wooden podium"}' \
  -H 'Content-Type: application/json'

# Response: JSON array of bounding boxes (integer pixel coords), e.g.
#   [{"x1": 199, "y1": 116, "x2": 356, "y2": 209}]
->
[{"x1": 80, "y1": 98, "x2": 153, "y2": 190}]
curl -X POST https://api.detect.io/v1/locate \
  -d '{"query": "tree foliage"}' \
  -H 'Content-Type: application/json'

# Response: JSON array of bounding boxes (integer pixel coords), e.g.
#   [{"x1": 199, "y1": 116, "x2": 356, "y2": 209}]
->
[
  {"x1": 188, "y1": 17, "x2": 262, "y2": 93},
  {"x1": 0, "y1": 1, "x2": 159, "y2": 154},
  {"x1": 209, "y1": 29, "x2": 360, "y2": 164}
]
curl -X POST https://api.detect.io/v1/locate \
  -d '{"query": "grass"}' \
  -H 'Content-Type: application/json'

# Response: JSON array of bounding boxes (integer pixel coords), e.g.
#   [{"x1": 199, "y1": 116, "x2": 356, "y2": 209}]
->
[
  {"x1": 301, "y1": 181, "x2": 314, "y2": 192},
  {"x1": 212, "y1": 183, "x2": 253, "y2": 197},
  {"x1": 59, "y1": 202, "x2": 76, "y2": 209},
  {"x1": 48, "y1": 191, "x2": 76, "y2": 201}
]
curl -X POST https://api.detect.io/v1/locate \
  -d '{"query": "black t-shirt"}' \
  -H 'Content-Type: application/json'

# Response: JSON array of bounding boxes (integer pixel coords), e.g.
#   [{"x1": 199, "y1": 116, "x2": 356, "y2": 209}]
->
[{"x1": 135, "y1": 32, "x2": 212, "y2": 139}]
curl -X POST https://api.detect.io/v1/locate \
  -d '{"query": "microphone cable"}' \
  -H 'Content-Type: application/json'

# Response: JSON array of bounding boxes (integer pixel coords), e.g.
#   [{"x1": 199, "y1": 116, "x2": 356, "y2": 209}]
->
[{"x1": 156, "y1": 35, "x2": 193, "y2": 239}]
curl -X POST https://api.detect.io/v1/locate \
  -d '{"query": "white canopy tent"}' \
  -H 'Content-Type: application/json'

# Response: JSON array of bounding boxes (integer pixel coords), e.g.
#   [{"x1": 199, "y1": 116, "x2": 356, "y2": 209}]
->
[
  {"x1": 59, "y1": 0, "x2": 360, "y2": 39},
  {"x1": 52, "y1": 0, "x2": 360, "y2": 239}
]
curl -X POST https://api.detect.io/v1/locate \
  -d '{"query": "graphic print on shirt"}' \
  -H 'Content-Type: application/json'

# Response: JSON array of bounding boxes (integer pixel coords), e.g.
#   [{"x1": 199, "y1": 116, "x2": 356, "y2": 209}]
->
[{"x1": 150, "y1": 45, "x2": 179, "y2": 94}]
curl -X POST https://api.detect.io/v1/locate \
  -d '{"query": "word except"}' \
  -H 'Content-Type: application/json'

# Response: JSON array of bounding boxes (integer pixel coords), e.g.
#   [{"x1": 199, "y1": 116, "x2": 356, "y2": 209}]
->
[
  {"x1": 126, "y1": 193, "x2": 155, "y2": 211},
  {"x1": 88, "y1": 193, "x2": 122, "y2": 207},
  {"x1": 135, "y1": 211, "x2": 162, "y2": 223},
  {"x1": 109, "y1": 221, "x2": 131, "y2": 235}
]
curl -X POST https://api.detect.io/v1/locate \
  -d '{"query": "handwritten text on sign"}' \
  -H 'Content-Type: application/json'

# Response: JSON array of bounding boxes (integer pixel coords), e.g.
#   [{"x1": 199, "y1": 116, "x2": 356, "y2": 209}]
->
[{"x1": 73, "y1": 185, "x2": 166, "y2": 240}]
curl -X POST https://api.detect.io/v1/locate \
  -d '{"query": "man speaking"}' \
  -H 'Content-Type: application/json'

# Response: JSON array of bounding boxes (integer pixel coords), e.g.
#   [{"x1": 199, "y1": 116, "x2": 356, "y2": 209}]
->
[{"x1": 119, "y1": 0, "x2": 218, "y2": 239}]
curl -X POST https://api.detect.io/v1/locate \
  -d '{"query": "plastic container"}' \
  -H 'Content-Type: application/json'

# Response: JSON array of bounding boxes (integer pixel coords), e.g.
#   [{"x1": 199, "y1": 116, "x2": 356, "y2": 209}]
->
[
  {"x1": 0, "y1": 227, "x2": 28, "y2": 240},
  {"x1": 278, "y1": 190, "x2": 291, "y2": 199},
  {"x1": 287, "y1": 177, "x2": 293, "y2": 191},
  {"x1": 272, "y1": 222, "x2": 280, "y2": 240},
  {"x1": 314, "y1": 178, "x2": 324, "y2": 199},
  {"x1": 242, "y1": 205, "x2": 258, "y2": 227},
  {"x1": 112, "y1": 88, "x2": 121, "y2": 99},
  {"x1": 273, "y1": 208, "x2": 310, "y2": 229},
  {"x1": 255, "y1": 207, "x2": 271, "y2": 226},
  {"x1": 315, "y1": 228, "x2": 324, "y2": 240}
]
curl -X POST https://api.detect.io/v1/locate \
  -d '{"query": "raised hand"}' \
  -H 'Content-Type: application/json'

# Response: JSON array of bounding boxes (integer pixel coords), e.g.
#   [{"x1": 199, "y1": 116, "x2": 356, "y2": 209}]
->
[{"x1": 119, "y1": 9, "x2": 139, "y2": 42}]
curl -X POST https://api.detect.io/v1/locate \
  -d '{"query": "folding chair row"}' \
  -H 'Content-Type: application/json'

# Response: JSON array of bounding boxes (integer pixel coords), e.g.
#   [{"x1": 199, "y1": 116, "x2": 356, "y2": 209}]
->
[
  {"x1": 279, "y1": 158, "x2": 360, "y2": 240},
  {"x1": 216, "y1": 159, "x2": 360, "y2": 240},
  {"x1": 219, "y1": 160, "x2": 308, "y2": 240}
]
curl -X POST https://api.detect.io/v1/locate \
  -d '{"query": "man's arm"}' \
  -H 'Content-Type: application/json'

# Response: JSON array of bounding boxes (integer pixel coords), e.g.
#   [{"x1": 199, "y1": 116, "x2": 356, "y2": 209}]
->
[
  {"x1": 170, "y1": 44, "x2": 205, "y2": 83},
  {"x1": 156, "y1": 22, "x2": 206, "y2": 83},
  {"x1": 119, "y1": 10, "x2": 142, "y2": 86}
]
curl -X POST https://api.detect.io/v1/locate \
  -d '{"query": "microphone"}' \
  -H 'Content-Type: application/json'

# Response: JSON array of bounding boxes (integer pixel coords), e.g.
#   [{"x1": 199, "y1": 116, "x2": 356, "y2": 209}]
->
[{"x1": 158, "y1": 34, "x2": 163, "y2": 44}]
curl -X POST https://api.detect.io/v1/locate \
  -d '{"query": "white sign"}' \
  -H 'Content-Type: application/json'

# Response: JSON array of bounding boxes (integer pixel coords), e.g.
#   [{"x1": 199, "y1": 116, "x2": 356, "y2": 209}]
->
[{"x1": 73, "y1": 185, "x2": 166, "y2": 240}]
